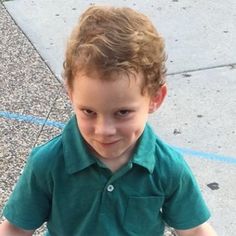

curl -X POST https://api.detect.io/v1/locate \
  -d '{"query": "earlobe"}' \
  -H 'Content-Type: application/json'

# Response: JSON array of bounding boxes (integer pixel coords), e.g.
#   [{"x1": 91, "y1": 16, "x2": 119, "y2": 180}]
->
[{"x1": 148, "y1": 84, "x2": 167, "y2": 113}]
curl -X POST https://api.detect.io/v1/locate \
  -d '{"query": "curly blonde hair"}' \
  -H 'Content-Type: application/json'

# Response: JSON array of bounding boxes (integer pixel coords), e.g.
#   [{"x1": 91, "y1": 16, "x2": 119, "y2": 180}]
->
[{"x1": 63, "y1": 5, "x2": 167, "y2": 96}]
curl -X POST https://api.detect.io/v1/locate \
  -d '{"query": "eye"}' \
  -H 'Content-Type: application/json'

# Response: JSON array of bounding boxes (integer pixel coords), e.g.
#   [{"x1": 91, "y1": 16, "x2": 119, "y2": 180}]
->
[
  {"x1": 82, "y1": 109, "x2": 96, "y2": 117},
  {"x1": 116, "y1": 110, "x2": 132, "y2": 117}
]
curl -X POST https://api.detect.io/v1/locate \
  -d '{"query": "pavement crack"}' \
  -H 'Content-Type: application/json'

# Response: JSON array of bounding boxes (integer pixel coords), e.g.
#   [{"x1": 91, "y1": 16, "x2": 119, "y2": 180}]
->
[
  {"x1": 33, "y1": 96, "x2": 58, "y2": 147},
  {"x1": 167, "y1": 63, "x2": 236, "y2": 76}
]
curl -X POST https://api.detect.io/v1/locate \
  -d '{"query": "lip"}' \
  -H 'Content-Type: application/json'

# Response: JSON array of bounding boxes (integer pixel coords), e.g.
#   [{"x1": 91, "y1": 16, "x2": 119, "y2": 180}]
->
[{"x1": 96, "y1": 140, "x2": 120, "y2": 146}]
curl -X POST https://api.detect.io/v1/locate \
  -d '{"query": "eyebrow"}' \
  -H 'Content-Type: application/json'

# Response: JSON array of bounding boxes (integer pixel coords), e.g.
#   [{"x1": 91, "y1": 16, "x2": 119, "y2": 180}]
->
[{"x1": 77, "y1": 104, "x2": 139, "y2": 111}]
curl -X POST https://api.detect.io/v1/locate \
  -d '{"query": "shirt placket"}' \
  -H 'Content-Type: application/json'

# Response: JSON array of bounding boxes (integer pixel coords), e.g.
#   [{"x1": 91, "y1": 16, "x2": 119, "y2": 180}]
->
[{"x1": 98, "y1": 162, "x2": 133, "y2": 214}]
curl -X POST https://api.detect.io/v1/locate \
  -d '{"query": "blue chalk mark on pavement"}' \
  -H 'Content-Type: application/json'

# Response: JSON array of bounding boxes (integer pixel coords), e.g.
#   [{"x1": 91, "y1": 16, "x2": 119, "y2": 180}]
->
[
  {"x1": 0, "y1": 111, "x2": 65, "y2": 129},
  {"x1": 174, "y1": 146, "x2": 236, "y2": 165},
  {"x1": 1, "y1": 110, "x2": 236, "y2": 165}
]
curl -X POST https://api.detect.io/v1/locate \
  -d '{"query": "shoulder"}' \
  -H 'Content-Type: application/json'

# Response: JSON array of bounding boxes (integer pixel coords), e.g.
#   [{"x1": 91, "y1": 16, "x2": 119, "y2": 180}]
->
[
  {"x1": 32, "y1": 134, "x2": 63, "y2": 158},
  {"x1": 154, "y1": 135, "x2": 186, "y2": 171},
  {"x1": 142, "y1": 124, "x2": 187, "y2": 175},
  {"x1": 152, "y1": 133, "x2": 194, "y2": 194},
  {"x1": 27, "y1": 134, "x2": 64, "y2": 175}
]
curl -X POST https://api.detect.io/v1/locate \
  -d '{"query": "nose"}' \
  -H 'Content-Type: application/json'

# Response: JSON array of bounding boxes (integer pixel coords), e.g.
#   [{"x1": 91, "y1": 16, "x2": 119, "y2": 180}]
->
[{"x1": 94, "y1": 117, "x2": 116, "y2": 136}]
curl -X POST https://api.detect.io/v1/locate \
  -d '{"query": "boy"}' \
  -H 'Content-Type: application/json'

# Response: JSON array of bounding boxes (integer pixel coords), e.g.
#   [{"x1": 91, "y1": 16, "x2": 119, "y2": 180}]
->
[{"x1": 0, "y1": 5, "x2": 217, "y2": 236}]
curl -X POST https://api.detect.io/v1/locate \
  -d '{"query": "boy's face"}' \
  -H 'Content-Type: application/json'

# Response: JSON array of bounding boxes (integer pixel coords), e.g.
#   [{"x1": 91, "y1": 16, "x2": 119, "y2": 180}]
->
[{"x1": 68, "y1": 71, "x2": 166, "y2": 170}]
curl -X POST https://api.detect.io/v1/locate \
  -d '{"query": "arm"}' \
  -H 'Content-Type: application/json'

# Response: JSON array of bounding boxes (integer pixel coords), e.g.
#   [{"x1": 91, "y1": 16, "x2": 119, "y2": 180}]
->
[
  {"x1": 0, "y1": 220, "x2": 34, "y2": 236},
  {"x1": 175, "y1": 222, "x2": 217, "y2": 236}
]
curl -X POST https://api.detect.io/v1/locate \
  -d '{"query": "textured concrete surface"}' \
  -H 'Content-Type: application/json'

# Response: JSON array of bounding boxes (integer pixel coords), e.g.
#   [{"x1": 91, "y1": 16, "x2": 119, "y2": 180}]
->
[
  {"x1": 35, "y1": 90, "x2": 73, "y2": 146},
  {"x1": 0, "y1": 3, "x2": 62, "y2": 234},
  {"x1": 0, "y1": 118, "x2": 41, "y2": 228},
  {"x1": 0, "y1": 1, "x2": 236, "y2": 235}
]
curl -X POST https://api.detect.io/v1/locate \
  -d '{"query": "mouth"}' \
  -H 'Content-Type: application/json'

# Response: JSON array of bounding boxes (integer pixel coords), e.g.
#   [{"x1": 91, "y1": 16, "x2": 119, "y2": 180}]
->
[{"x1": 96, "y1": 140, "x2": 119, "y2": 146}]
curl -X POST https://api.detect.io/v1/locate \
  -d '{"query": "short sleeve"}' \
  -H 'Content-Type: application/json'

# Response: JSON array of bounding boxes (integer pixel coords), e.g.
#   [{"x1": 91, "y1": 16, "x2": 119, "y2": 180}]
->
[
  {"x1": 3, "y1": 152, "x2": 51, "y2": 230},
  {"x1": 162, "y1": 159, "x2": 211, "y2": 230}
]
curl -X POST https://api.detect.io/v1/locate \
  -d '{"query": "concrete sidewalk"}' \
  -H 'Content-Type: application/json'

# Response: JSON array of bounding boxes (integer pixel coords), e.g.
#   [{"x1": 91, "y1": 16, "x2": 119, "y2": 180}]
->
[{"x1": 1, "y1": 1, "x2": 236, "y2": 235}]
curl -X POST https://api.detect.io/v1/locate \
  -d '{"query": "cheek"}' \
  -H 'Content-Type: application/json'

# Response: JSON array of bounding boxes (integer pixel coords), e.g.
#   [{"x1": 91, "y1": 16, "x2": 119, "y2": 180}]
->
[
  {"x1": 119, "y1": 123, "x2": 145, "y2": 139},
  {"x1": 76, "y1": 119, "x2": 94, "y2": 135},
  {"x1": 134, "y1": 126, "x2": 145, "y2": 139}
]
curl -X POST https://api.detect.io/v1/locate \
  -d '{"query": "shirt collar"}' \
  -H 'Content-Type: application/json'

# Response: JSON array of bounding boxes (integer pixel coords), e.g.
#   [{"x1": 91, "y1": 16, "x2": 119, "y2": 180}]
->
[
  {"x1": 62, "y1": 115, "x2": 96, "y2": 174},
  {"x1": 62, "y1": 115, "x2": 156, "y2": 174},
  {"x1": 131, "y1": 124, "x2": 156, "y2": 174}
]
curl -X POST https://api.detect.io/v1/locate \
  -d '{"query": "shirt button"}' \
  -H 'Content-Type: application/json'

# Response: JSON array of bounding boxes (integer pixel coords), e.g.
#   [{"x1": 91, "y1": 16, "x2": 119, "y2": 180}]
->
[{"x1": 107, "y1": 184, "x2": 114, "y2": 192}]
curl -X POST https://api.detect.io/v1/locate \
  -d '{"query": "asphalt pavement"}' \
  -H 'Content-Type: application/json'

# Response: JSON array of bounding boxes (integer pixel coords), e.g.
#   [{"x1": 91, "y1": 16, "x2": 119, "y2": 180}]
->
[{"x1": 0, "y1": 1, "x2": 236, "y2": 235}]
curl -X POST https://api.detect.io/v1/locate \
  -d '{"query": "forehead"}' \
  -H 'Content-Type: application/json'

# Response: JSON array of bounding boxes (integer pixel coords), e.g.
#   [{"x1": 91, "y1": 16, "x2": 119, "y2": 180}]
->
[
  {"x1": 73, "y1": 69, "x2": 144, "y2": 90},
  {"x1": 70, "y1": 70, "x2": 149, "y2": 104}
]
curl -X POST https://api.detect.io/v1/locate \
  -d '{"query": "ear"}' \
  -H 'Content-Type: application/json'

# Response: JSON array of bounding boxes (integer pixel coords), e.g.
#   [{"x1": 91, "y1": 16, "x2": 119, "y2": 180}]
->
[{"x1": 148, "y1": 84, "x2": 167, "y2": 113}]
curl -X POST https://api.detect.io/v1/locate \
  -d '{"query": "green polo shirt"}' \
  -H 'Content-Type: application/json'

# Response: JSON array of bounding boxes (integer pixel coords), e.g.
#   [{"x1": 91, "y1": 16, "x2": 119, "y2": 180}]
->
[{"x1": 3, "y1": 115, "x2": 210, "y2": 236}]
